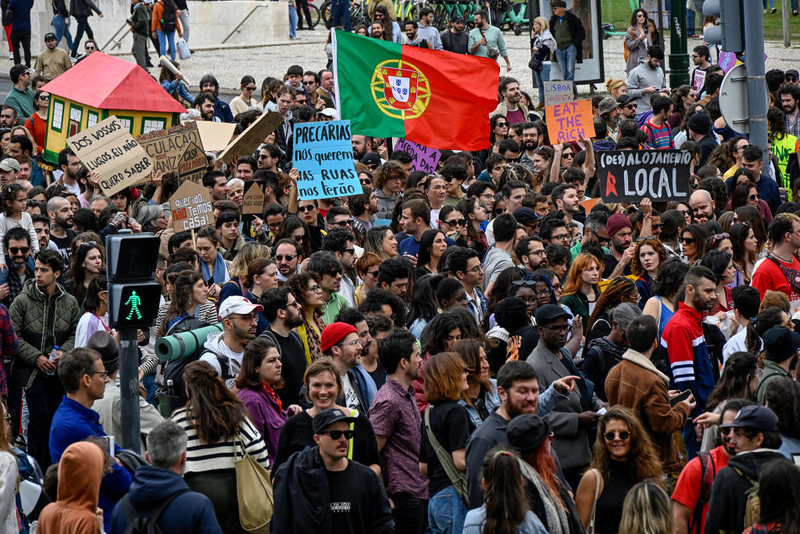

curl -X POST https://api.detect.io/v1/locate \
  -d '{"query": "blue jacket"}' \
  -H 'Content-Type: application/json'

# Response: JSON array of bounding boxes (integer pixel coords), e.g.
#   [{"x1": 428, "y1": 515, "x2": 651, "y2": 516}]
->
[
  {"x1": 7, "y1": 0, "x2": 33, "y2": 31},
  {"x1": 49, "y1": 396, "x2": 133, "y2": 530},
  {"x1": 110, "y1": 465, "x2": 223, "y2": 534}
]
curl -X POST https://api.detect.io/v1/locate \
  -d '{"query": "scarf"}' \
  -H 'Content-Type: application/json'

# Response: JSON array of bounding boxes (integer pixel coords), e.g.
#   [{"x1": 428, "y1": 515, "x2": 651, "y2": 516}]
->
[
  {"x1": 622, "y1": 348, "x2": 670, "y2": 384},
  {"x1": 262, "y1": 382, "x2": 283, "y2": 411},
  {"x1": 518, "y1": 459, "x2": 570, "y2": 534},
  {"x1": 201, "y1": 252, "x2": 228, "y2": 285}
]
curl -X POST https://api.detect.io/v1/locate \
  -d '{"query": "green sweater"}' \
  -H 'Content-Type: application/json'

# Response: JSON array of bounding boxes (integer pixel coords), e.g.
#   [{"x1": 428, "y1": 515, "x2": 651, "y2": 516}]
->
[
  {"x1": 131, "y1": 2, "x2": 149, "y2": 36},
  {"x1": 4, "y1": 86, "x2": 34, "y2": 120}
]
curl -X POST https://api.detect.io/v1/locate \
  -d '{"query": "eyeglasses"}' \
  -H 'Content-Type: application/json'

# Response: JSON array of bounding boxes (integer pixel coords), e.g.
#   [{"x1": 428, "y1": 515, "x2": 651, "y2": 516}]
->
[
  {"x1": 285, "y1": 300, "x2": 301, "y2": 310},
  {"x1": 603, "y1": 430, "x2": 631, "y2": 441},
  {"x1": 8, "y1": 246, "x2": 28, "y2": 254},
  {"x1": 467, "y1": 264, "x2": 483, "y2": 273},
  {"x1": 518, "y1": 296, "x2": 538, "y2": 304},
  {"x1": 551, "y1": 233, "x2": 570, "y2": 241},
  {"x1": 541, "y1": 324, "x2": 570, "y2": 333},
  {"x1": 309, "y1": 284, "x2": 323, "y2": 293},
  {"x1": 91, "y1": 370, "x2": 109, "y2": 378},
  {"x1": 445, "y1": 218, "x2": 466, "y2": 227},
  {"x1": 298, "y1": 205, "x2": 316, "y2": 212},
  {"x1": 275, "y1": 254, "x2": 297, "y2": 262},
  {"x1": 258, "y1": 153, "x2": 270, "y2": 159},
  {"x1": 748, "y1": 194, "x2": 760, "y2": 201},
  {"x1": 338, "y1": 339, "x2": 362, "y2": 348},
  {"x1": 319, "y1": 429, "x2": 354, "y2": 440},
  {"x1": 736, "y1": 144, "x2": 749, "y2": 152},
  {"x1": 591, "y1": 231, "x2": 610, "y2": 245},
  {"x1": 388, "y1": 175, "x2": 403, "y2": 181},
  {"x1": 85, "y1": 46, "x2": 96, "y2": 50},
  {"x1": 679, "y1": 236, "x2": 696, "y2": 244}
]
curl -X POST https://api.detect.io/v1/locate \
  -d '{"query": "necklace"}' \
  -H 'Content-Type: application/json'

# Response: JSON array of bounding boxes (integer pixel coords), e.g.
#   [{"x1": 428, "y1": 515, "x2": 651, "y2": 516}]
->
[{"x1": 772, "y1": 252, "x2": 793, "y2": 263}]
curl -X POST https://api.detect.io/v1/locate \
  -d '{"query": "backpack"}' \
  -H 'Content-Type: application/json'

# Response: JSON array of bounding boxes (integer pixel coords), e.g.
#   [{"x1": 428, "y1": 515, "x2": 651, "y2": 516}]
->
[
  {"x1": 160, "y1": 0, "x2": 177, "y2": 33},
  {"x1": 732, "y1": 465, "x2": 761, "y2": 529},
  {"x1": 122, "y1": 489, "x2": 189, "y2": 534},
  {"x1": 688, "y1": 452, "x2": 716, "y2": 534},
  {"x1": 158, "y1": 316, "x2": 212, "y2": 413}
]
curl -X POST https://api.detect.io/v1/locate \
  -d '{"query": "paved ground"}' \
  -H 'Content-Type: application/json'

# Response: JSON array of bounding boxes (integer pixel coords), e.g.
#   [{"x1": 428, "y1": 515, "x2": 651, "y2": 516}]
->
[{"x1": 2, "y1": 28, "x2": 799, "y2": 99}]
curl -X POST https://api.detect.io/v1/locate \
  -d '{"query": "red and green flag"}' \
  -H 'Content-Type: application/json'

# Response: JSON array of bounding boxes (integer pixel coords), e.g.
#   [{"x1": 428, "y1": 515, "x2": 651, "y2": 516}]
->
[{"x1": 333, "y1": 30, "x2": 499, "y2": 151}]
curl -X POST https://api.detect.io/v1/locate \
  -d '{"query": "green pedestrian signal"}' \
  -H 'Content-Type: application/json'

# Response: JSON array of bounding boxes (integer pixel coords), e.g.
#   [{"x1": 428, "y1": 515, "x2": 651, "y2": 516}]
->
[
  {"x1": 107, "y1": 233, "x2": 162, "y2": 329},
  {"x1": 125, "y1": 291, "x2": 143, "y2": 320}
]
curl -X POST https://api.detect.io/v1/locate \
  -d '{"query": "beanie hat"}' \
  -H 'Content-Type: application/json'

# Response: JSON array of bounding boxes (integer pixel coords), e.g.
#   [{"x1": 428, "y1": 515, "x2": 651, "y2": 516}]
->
[
  {"x1": 606, "y1": 213, "x2": 633, "y2": 238},
  {"x1": 687, "y1": 112, "x2": 711, "y2": 136},
  {"x1": 320, "y1": 322, "x2": 358, "y2": 353}
]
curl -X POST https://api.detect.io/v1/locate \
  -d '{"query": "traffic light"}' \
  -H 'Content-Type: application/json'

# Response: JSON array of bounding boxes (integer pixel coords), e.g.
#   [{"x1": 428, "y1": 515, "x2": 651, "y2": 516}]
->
[
  {"x1": 106, "y1": 232, "x2": 162, "y2": 330},
  {"x1": 702, "y1": 0, "x2": 744, "y2": 53}
]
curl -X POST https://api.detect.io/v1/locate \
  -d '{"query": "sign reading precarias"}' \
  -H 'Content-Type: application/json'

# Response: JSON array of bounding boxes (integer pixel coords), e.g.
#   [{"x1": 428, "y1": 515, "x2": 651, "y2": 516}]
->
[{"x1": 293, "y1": 120, "x2": 360, "y2": 200}]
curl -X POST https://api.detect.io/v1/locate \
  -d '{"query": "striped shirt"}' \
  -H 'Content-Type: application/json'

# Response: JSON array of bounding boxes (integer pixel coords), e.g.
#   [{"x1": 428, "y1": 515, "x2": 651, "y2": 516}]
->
[
  {"x1": 641, "y1": 119, "x2": 674, "y2": 150},
  {"x1": 171, "y1": 407, "x2": 271, "y2": 473}
]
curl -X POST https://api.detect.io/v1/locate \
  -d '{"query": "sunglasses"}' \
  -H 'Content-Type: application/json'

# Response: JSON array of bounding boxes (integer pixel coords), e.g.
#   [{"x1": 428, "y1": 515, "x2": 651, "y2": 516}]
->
[
  {"x1": 603, "y1": 430, "x2": 631, "y2": 441},
  {"x1": 496, "y1": 122, "x2": 508, "y2": 127},
  {"x1": 319, "y1": 429, "x2": 354, "y2": 440},
  {"x1": 244, "y1": 86, "x2": 256, "y2": 91},
  {"x1": 324, "y1": 269, "x2": 342, "y2": 277},
  {"x1": 298, "y1": 205, "x2": 315, "y2": 212},
  {"x1": 330, "y1": 220, "x2": 352, "y2": 227},
  {"x1": 367, "y1": 269, "x2": 380, "y2": 277},
  {"x1": 303, "y1": 80, "x2": 316, "y2": 85},
  {"x1": 9, "y1": 246, "x2": 28, "y2": 254},
  {"x1": 562, "y1": 153, "x2": 574, "y2": 159},
  {"x1": 360, "y1": 178, "x2": 373, "y2": 185},
  {"x1": 512, "y1": 279, "x2": 536, "y2": 287},
  {"x1": 788, "y1": 77, "x2": 798, "y2": 82},
  {"x1": 679, "y1": 237, "x2": 696, "y2": 244},
  {"x1": 445, "y1": 218, "x2": 466, "y2": 227},
  {"x1": 624, "y1": 104, "x2": 636, "y2": 109},
  {"x1": 38, "y1": 95, "x2": 49, "y2": 101},
  {"x1": 275, "y1": 254, "x2": 297, "y2": 262},
  {"x1": 748, "y1": 194, "x2": 760, "y2": 201}
]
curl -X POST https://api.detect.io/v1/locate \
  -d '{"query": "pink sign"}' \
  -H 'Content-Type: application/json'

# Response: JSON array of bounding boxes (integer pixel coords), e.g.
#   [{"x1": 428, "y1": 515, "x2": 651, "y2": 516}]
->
[{"x1": 718, "y1": 51, "x2": 737, "y2": 73}]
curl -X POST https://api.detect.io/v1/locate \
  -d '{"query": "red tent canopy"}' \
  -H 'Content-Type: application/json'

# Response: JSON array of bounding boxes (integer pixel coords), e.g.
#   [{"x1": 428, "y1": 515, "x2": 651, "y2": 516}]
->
[{"x1": 42, "y1": 52, "x2": 187, "y2": 114}]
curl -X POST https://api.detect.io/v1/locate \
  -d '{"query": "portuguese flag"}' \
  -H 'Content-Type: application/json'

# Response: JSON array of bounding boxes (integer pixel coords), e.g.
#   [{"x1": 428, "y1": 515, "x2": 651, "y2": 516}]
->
[{"x1": 333, "y1": 30, "x2": 499, "y2": 151}]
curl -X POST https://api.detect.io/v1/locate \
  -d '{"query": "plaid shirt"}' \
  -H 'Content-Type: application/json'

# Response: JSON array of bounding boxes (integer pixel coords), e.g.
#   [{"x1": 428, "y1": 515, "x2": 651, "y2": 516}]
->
[{"x1": 0, "y1": 304, "x2": 18, "y2": 397}]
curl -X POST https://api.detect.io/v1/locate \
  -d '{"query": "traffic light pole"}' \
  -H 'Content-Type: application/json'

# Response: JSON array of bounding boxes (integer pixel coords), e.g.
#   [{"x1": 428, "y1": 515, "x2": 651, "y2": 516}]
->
[
  {"x1": 669, "y1": 0, "x2": 689, "y2": 87},
  {"x1": 742, "y1": 0, "x2": 769, "y2": 163},
  {"x1": 119, "y1": 327, "x2": 141, "y2": 453}
]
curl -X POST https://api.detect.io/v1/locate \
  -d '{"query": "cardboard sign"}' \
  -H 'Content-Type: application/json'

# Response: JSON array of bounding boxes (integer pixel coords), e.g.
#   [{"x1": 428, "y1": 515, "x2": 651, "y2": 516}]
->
[
  {"x1": 293, "y1": 120, "x2": 360, "y2": 200},
  {"x1": 177, "y1": 140, "x2": 207, "y2": 186},
  {"x1": 66, "y1": 116, "x2": 152, "y2": 197},
  {"x1": 137, "y1": 122, "x2": 204, "y2": 177},
  {"x1": 242, "y1": 181, "x2": 265, "y2": 215},
  {"x1": 545, "y1": 100, "x2": 595, "y2": 144},
  {"x1": 170, "y1": 180, "x2": 214, "y2": 232},
  {"x1": 219, "y1": 111, "x2": 283, "y2": 165},
  {"x1": 544, "y1": 80, "x2": 574, "y2": 107},
  {"x1": 394, "y1": 139, "x2": 441, "y2": 174},
  {"x1": 597, "y1": 150, "x2": 692, "y2": 202},
  {"x1": 194, "y1": 121, "x2": 236, "y2": 151}
]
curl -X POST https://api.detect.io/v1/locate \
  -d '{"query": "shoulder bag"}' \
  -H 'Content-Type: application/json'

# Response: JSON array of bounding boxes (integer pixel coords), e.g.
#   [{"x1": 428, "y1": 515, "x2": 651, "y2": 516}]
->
[
  {"x1": 233, "y1": 433, "x2": 274, "y2": 534},
  {"x1": 587, "y1": 468, "x2": 601, "y2": 534},
  {"x1": 424, "y1": 406, "x2": 470, "y2": 506}
]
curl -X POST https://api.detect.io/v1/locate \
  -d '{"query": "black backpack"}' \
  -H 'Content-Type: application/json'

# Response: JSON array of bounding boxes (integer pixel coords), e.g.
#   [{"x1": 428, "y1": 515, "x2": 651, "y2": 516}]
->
[
  {"x1": 122, "y1": 489, "x2": 188, "y2": 534},
  {"x1": 160, "y1": 0, "x2": 177, "y2": 33}
]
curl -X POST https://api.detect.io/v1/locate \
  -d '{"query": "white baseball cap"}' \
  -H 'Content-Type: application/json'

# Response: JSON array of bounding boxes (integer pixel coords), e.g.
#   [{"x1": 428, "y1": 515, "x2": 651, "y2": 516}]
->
[{"x1": 218, "y1": 296, "x2": 263, "y2": 320}]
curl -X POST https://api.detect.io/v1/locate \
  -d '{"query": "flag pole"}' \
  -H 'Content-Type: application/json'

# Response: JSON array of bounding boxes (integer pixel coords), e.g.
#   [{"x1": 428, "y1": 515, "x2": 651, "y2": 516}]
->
[{"x1": 332, "y1": 29, "x2": 342, "y2": 120}]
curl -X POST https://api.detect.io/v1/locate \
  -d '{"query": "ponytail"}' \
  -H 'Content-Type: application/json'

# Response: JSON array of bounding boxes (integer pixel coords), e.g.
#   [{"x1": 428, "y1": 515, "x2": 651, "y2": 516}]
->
[{"x1": 482, "y1": 448, "x2": 528, "y2": 534}]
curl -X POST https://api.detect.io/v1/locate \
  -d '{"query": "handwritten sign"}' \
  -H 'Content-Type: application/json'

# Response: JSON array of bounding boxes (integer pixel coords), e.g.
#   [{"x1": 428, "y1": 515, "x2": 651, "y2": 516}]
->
[
  {"x1": 194, "y1": 120, "x2": 236, "y2": 152},
  {"x1": 394, "y1": 139, "x2": 441, "y2": 174},
  {"x1": 137, "y1": 122, "x2": 204, "y2": 177},
  {"x1": 219, "y1": 111, "x2": 283, "y2": 165},
  {"x1": 177, "y1": 140, "x2": 207, "y2": 186},
  {"x1": 597, "y1": 150, "x2": 692, "y2": 202},
  {"x1": 170, "y1": 180, "x2": 214, "y2": 232},
  {"x1": 293, "y1": 120, "x2": 360, "y2": 200},
  {"x1": 242, "y1": 181, "x2": 265, "y2": 215},
  {"x1": 66, "y1": 116, "x2": 152, "y2": 197},
  {"x1": 544, "y1": 80, "x2": 574, "y2": 107},
  {"x1": 545, "y1": 100, "x2": 595, "y2": 144}
]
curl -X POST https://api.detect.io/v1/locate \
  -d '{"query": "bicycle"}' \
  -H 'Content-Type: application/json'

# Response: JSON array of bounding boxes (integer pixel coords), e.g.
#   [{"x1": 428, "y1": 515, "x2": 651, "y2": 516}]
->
[
  {"x1": 321, "y1": 0, "x2": 371, "y2": 28},
  {"x1": 298, "y1": 0, "x2": 322, "y2": 29}
]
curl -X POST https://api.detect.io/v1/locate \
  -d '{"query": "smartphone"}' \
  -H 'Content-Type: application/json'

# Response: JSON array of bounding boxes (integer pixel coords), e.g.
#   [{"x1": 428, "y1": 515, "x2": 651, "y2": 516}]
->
[{"x1": 670, "y1": 390, "x2": 692, "y2": 407}]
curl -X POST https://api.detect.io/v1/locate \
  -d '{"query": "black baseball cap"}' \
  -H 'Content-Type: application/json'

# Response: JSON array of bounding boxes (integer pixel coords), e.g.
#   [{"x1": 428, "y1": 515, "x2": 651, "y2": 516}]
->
[
  {"x1": 535, "y1": 304, "x2": 569, "y2": 325},
  {"x1": 720, "y1": 405, "x2": 779, "y2": 433},
  {"x1": 616, "y1": 94, "x2": 635, "y2": 107},
  {"x1": 312, "y1": 408, "x2": 357, "y2": 434}
]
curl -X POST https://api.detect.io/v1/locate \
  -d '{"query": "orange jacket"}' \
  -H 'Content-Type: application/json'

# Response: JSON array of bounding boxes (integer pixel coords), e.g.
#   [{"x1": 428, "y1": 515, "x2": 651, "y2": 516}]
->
[{"x1": 151, "y1": 0, "x2": 182, "y2": 35}]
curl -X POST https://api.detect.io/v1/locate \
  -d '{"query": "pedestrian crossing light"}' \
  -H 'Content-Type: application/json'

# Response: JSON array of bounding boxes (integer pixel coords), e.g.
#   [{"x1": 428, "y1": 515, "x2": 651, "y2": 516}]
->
[
  {"x1": 702, "y1": 0, "x2": 744, "y2": 54},
  {"x1": 106, "y1": 233, "x2": 162, "y2": 329}
]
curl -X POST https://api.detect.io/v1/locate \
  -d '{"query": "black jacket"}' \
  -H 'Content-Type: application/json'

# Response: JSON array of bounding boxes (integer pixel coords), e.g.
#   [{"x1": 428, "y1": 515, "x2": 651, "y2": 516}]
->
[
  {"x1": 549, "y1": 11, "x2": 585, "y2": 63},
  {"x1": 704, "y1": 449, "x2": 787, "y2": 534},
  {"x1": 69, "y1": 0, "x2": 101, "y2": 18}
]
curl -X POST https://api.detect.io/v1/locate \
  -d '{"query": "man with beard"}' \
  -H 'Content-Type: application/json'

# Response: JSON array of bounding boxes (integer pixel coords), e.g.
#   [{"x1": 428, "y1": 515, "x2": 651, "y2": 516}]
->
[
  {"x1": 572, "y1": 210, "x2": 609, "y2": 259},
  {"x1": 335, "y1": 308, "x2": 375, "y2": 382},
  {"x1": 322, "y1": 322, "x2": 376, "y2": 413},
  {"x1": 552, "y1": 183, "x2": 583, "y2": 234},
  {"x1": 440, "y1": 14, "x2": 468, "y2": 54},
  {"x1": 516, "y1": 236, "x2": 546, "y2": 275},
  {"x1": 260, "y1": 286, "x2": 306, "y2": 406},
  {"x1": 369, "y1": 328, "x2": 427, "y2": 533},
  {"x1": 57, "y1": 148, "x2": 82, "y2": 196},
  {"x1": 47, "y1": 196, "x2": 76, "y2": 264},
  {"x1": 527, "y1": 304, "x2": 601, "y2": 490},
  {"x1": 198, "y1": 74, "x2": 233, "y2": 123},
  {"x1": 0, "y1": 106, "x2": 17, "y2": 128},
  {"x1": 274, "y1": 239, "x2": 302, "y2": 283},
  {"x1": 778, "y1": 83, "x2": 800, "y2": 138},
  {"x1": 493, "y1": 77, "x2": 527, "y2": 125},
  {"x1": 626, "y1": 45, "x2": 668, "y2": 116},
  {"x1": 689, "y1": 189, "x2": 716, "y2": 224},
  {"x1": 517, "y1": 122, "x2": 543, "y2": 173},
  {"x1": 598, "y1": 96, "x2": 621, "y2": 140},
  {"x1": 203, "y1": 170, "x2": 228, "y2": 201},
  {"x1": 370, "y1": 19, "x2": 388, "y2": 40},
  {"x1": 466, "y1": 358, "x2": 577, "y2": 507},
  {"x1": 671, "y1": 398, "x2": 752, "y2": 534},
  {"x1": 661, "y1": 266, "x2": 717, "y2": 458},
  {"x1": 753, "y1": 214, "x2": 800, "y2": 304},
  {"x1": 403, "y1": 20, "x2": 430, "y2": 48},
  {"x1": 192, "y1": 93, "x2": 217, "y2": 122},
  {"x1": 2, "y1": 227, "x2": 34, "y2": 307},
  {"x1": 199, "y1": 296, "x2": 261, "y2": 390},
  {"x1": 755, "y1": 325, "x2": 800, "y2": 404},
  {"x1": 604, "y1": 212, "x2": 634, "y2": 278},
  {"x1": 352, "y1": 135, "x2": 373, "y2": 161},
  {"x1": 616, "y1": 94, "x2": 637, "y2": 121}
]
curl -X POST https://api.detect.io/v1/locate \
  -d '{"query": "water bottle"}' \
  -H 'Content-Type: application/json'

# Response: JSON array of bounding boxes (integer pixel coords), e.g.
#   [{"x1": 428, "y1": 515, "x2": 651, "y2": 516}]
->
[
  {"x1": 46, "y1": 346, "x2": 60, "y2": 376},
  {"x1": 167, "y1": 379, "x2": 174, "y2": 397}
]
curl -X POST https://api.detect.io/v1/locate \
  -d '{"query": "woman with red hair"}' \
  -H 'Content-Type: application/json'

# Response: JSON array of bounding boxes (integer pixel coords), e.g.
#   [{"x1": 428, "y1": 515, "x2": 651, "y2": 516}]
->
[{"x1": 559, "y1": 252, "x2": 601, "y2": 333}]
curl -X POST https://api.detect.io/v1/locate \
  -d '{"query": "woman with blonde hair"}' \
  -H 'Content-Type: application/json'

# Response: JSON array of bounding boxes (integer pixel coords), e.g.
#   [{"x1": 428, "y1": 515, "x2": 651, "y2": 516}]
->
[
  {"x1": 530, "y1": 16, "x2": 556, "y2": 110},
  {"x1": 575, "y1": 407, "x2": 665, "y2": 534},
  {"x1": 559, "y1": 252, "x2": 601, "y2": 332},
  {"x1": 364, "y1": 225, "x2": 398, "y2": 261},
  {"x1": 618, "y1": 479, "x2": 673, "y2": 534},
  {"x1": 218, "y1": 242, "x2": 271, "y2": 306},
  {"x1": 605, "y1": 78, "x2": 628, "y2": 100}
]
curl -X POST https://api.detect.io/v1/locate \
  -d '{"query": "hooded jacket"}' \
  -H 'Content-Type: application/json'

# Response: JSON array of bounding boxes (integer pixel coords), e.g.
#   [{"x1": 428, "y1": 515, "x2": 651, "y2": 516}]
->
[
  {"x1": 110, "y1": 465, "x2": 222, "y2": 534},
  {"x1": 198, "y1": 331, "x2": 242, "y2": 389},
  {"x1": 37, "y1": 441, "x2": 105, "y2": 534},
  {"x1": 704, "y1": 448, "x2": 787, "y2": 534},
  {"x1": 9, "y1": 278, "x2": 81, "y2": 388}
]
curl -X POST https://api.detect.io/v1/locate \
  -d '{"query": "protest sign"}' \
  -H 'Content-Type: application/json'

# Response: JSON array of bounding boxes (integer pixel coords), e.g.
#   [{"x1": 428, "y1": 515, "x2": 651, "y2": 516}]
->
[
  {"x1": 293, "y1": 120, "x2": 360, "y2": 200},
  {"x1": 597, "y1": 150, "x2": 692, "y2": 202},
  {"x1": 194, "y1": 121, "x2": 236, "y2": 151},
  {"x1": 137, "y1": 122, "x2": 204, "y2": 177},
  {"x1": 177, "y1": 140, "x2": 207, "y2": 186},
  {"x1": 219, "y1": 111, "x2": 283, "y2": 165},
  {"x1": 544, "y1": 81, "x2": 574, "y2": 107},
  {"x1": 242, "y1": 181, "x2": 265, "y2": 215},
  {"x1": 170, "y1": 180, "x2": 214, "y2": 232},
  {"x1": 394, "y1": 139, "x2": 441, "y2": 174},
  {"x1": 545, "y1": 100, "x2": 595, "y2": 144},
  {"x1": 692, "y1": 69, "x2": 706, "y2": 92},
  {"x1": 66, "y1": 116, "x2": 152, "y2": 197}
]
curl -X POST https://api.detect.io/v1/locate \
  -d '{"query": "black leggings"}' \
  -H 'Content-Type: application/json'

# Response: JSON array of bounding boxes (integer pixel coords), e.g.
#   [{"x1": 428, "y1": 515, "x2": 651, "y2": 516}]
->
[
  {"x1": 296, "y1": 0, "x2": 312, "y2": 28},
  {"x1": 10, "y1": 29, "x2": 30, "y2": 66}
]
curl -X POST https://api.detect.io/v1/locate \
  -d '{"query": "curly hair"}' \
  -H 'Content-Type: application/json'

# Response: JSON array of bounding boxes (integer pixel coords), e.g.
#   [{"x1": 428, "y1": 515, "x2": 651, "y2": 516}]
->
[
  {"x1": 229, "y1": 243, "x2": 271, "y2": 280},
  {"x1": 590, "y1": 407, "x2": 665, "y2": 488},
  {"x1": 630, "y1": 237, "x2": 668, "y2": 279},
  {"x1": 286, "y1": 271, "x2": 322, "y2": 313},
  {"x1": 183, "y1": 360, "x2": 250, "y2": 444}
]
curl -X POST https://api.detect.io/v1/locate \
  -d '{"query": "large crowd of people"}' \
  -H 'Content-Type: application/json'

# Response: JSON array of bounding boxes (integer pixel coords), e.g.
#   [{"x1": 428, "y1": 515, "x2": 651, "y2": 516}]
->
[{"x1": 1, "y1": 0, "x2": 800, "y2": 532}]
